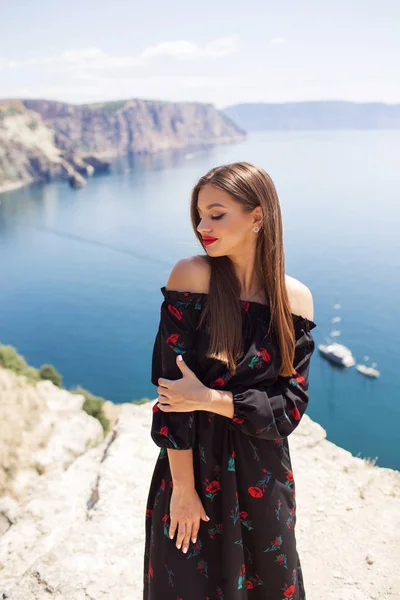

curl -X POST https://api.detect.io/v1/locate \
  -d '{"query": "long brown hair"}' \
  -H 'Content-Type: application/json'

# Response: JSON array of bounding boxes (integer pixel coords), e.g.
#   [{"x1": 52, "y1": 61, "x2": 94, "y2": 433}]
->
[{"x1": 190, "y1": 161, "x2": 297, "y2": 378}]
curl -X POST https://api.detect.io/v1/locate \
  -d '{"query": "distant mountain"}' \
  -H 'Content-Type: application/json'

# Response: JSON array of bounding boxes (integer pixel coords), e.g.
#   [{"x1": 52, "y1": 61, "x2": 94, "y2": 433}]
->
[
  {"x1": 222, "y1": 101, "x2": 400, "y2": 131},
  {"x1": 22, "y1": 98, "x2": 246, "y2": 155},
  {"x1": 0, "y1": 98, "x2": 246, "y2": 194}
]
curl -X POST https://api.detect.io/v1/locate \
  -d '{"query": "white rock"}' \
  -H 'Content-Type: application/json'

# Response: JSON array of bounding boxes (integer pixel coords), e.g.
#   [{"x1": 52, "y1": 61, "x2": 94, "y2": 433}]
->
[{"x1": 0, "y1": 366, "x2": 399, "y2": 600}]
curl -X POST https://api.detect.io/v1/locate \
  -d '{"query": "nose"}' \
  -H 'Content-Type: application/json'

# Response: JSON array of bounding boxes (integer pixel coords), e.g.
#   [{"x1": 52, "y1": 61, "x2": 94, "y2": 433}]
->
[{"x1": 197, "y1": 218, "x2": 212, "y2": 235}]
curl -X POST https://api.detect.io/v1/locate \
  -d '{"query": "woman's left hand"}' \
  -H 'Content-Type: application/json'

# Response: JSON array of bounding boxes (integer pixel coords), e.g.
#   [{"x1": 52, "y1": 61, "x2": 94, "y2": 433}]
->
[{"x1": 157, "y1": 354, "x2": 209, "y2": 412}]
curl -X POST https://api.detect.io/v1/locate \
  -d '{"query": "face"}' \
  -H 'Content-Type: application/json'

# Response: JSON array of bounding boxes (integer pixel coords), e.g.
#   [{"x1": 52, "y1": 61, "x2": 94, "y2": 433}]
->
[{"x1": 196, "y1": 184, "x2": 262, "y2": 257}]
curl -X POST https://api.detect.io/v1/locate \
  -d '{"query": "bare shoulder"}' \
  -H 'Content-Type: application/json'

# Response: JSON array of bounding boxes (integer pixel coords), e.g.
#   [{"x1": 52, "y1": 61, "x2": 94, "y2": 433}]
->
[
  {"x1": 165, "y1": 263, "x2": 314, "y2": 320},
  {"x1": 165, "y1": 255, "x2": 210, "y2": 294},
  {"x1": 285, "y1": 274, "x2": 314, "y2": 321}
]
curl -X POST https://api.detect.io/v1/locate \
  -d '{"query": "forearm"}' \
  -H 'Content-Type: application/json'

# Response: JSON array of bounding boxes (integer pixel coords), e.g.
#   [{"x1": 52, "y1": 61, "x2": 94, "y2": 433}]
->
[
  {"x1": 167, "y1": 448, "x2": 195, "y2": 489},
  {"x1": 201, "y1": 388, "x2": 234, "y2": 419}
]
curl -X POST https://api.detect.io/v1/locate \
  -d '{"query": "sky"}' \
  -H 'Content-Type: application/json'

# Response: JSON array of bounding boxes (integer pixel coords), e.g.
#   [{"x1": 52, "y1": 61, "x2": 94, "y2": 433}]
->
[{"x1": 0, "y1": 0, "x2": 399, "y2": 108}]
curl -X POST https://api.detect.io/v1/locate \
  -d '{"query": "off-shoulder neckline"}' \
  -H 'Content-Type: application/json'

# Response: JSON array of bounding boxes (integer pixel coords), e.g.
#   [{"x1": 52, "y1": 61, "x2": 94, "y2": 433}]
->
[{"x1": 160, "y1": 286, "x2": 317, "y2": 330}]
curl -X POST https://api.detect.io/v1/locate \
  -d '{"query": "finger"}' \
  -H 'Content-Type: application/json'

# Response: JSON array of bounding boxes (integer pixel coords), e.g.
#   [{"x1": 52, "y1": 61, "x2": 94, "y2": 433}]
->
[
  {"x1": 191, "y1": 519, "x2": 200, "y2": 544},
  {"x1": 157, "y1": 386, "x2": 170, "y2": 396},
  {"x1": 182, "y1": 521, "x2": 193, "y2": 554},
  {"x1": 158, "y1": 395, "x2": 171, "y2": 406},
  {"x1": 169, "y1": 516, "x2": 177, "y2": 540},
  {"x1": 176, "y1": 521, "x2": 186, "y2": 550},
  {"x1": 158, "y1": 395, "x2": 170, "y2": 405},
  {"x1": 200, "y1": 506, "x2": 210, "y2": 522}
]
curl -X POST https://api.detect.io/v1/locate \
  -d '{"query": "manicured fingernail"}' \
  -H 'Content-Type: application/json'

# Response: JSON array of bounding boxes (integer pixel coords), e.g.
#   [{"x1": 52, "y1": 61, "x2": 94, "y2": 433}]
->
[
  {"x1": 178, "y1": 354, "x2": 183, "y2": 362},
  {"x1": 169, "y1": 534, "x2": 173, "y2": 539},
  {"x1": 183, "y1": 547, "x2": 187, "y2": 553},
  {"x1": 192, "y1": 537, "x2": 196, "y2": 543},
  {"x1": 206, "y1": 515, "x2": 210, "y2": 521},
  {"x1": 177, "y1": 544, "x2": 181, "y2": 549}
]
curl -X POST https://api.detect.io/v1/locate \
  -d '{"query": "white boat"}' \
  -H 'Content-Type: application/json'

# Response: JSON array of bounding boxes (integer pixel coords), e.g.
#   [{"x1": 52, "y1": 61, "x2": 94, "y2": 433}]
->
[
  {"x1": 318, "y1": 342, "x2": 356, "y2": 367},
  {"x1": 356, "y1": 356, "x2": 380, "y2": 378},
  {"x1": 318, "y1": 301, "x2": 356, "y2": 368}
]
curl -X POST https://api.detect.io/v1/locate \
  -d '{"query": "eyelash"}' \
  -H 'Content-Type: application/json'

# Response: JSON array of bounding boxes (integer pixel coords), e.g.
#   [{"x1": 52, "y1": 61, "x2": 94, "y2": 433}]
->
[{"x1": 199, "y1": 214, "x2": 225, "y2": 220}]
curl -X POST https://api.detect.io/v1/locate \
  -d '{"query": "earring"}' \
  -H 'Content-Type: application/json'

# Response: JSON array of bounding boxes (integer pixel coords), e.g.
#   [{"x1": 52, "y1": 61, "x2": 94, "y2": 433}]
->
[{"x1": 252, "y1": 226, "x2": 260, "y2": 233}]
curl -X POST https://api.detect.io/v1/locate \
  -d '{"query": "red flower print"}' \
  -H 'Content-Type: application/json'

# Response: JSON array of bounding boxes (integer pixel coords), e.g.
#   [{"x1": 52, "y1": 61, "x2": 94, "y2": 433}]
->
[
  {"x1": 248, "y1": 486, "x2": 264, "y2": 498},
  {"x1": 160, "y1": 426, "x2": 169, "y2": 436},
  {"x1": 259, "y1": 347, "x2": 271, "y2": 362},
  {"x1": 161, "y1": 479, "x2": 165, "y2": 490},
  {"x1": 286, "y1": 470, "x2": 294, "y2": 482},
  {"x1": 296, "y1": 374, "x2": 305, "y2": 386},
  {"x1": 168, "y1": 303, "x2": 183, "y2": 320},
  {"x1": 205, "y1": 480, "x2": 221, "y2": 494},
  {"x1": 233, "y1": 416, "x2": 244, "y2": 425},
  {"x1": 152, "y1": 403, "x2": 160, "y2": 413},
  {"x1": 210, "y1": 377, "x2": 226, "y2": 388},
  {"x1": 283, "y1": 584, "x2": 296, "y2": 598},
  {"x1": 161, "y1": 513, "x2": 169, "y2": 523},
  {"x1": 166, "y1": 333, "x2": 179, "y2": 345},
  {"x1": 197, "y1": 559, "x2": 208, "y2": 578},
  {"x1": 242, "y1": 301, "x2": 250, "y2": 312},
  {"x1": 149, "y1": 561, "x2": 154, "y2": 578},
  {"x1": 239, "y1": 510, "x2": 248, "y2": 519},
  {"x1": 291, "y1": 407, "x2": 301, "y2": 420},
  {"x1": 246, "y1": 580, "x2": 255, "y2": 589},
  {"x1": 146, "y1": 509, "x2": 152, "y2": 518}
]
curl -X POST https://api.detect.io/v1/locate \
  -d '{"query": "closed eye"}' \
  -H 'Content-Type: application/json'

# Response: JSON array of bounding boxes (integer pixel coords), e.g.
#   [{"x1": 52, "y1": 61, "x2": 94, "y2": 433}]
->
[{"x1": 211, "y1": 214, "x2": 225, "y2": 220}]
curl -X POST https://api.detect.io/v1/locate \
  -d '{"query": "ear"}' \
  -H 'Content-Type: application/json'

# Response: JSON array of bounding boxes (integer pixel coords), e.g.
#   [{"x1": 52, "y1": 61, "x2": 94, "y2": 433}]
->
[{"x1": 253, "y1": 206, "x2": 264, "y2": 228}]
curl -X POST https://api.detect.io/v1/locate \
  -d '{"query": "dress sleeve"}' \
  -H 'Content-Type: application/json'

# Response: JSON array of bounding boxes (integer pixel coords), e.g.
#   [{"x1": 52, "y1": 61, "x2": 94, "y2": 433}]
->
[
  {"x1": 230, "y1": 316, "x2": 317, "y2": 440},
  {"x1": 150, "y1": 288, "x2": 199, "y2": 450}
]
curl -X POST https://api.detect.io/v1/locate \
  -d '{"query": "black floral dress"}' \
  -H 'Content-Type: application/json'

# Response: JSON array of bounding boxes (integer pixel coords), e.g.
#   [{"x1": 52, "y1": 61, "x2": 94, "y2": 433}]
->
[{"x1": 143, "y1": 286, "x2": 317, "y2": 600}]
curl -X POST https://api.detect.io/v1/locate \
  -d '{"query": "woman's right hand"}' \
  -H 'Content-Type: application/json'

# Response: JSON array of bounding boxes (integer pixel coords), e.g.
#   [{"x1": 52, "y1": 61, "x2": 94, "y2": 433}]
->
[{"x1": 169, "y1": 484, "x2": 210, "y2": 553}]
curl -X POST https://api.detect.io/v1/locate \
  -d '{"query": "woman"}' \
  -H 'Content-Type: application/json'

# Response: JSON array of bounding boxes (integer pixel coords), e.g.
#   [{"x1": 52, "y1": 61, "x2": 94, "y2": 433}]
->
[{"x1": 143, "y1": 162, "x2": 317, "y2": 599}]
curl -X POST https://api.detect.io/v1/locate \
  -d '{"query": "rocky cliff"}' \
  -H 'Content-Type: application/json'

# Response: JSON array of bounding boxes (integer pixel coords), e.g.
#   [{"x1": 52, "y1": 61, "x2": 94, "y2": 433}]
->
[
  {"x1": 22, "y1": 99, "x2": 246, "y2": 156},
  {"x1": 0, "y1": 365, "x2": 398, "y2": 599},
  {"x1": 0, "y1": 100, "x2": 109, "y2": 193},
  {"x1": 0, "y1": 98, "x2": 245, "y2": 195}
]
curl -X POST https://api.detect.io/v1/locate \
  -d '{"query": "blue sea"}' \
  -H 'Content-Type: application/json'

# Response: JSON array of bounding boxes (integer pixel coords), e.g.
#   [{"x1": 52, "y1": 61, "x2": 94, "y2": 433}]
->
[{"x1": 1, "y1": 130, "x2": 399, "y2": 470}]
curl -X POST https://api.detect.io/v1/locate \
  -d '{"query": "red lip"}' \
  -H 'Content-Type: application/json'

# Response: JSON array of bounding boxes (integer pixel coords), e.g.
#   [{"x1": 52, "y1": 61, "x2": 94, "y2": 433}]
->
[{"x1": 202, "y1": 237, "x2": 218, "y2": 246}]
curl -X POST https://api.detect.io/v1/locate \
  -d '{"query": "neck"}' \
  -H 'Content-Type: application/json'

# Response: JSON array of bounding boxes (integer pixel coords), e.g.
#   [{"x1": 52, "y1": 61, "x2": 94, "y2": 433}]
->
[{"x1": 229, "y1": 245, "x2": 260, "y2": 297}]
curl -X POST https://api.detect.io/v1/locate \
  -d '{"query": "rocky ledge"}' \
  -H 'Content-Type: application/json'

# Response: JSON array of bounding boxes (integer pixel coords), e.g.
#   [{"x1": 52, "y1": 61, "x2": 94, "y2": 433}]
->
[{"x1": 0, "y1": 367, "x2": 398, "y2": 600}]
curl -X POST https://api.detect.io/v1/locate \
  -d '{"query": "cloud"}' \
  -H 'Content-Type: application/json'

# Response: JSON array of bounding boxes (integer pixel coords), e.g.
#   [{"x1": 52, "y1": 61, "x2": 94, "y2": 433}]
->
[
  {"x1": 142, "y1": 36, "x2": 238, "y2": 60},
  {"x1": 204, "y1": 36, "x2": 238, "y2": 57},
  {"x1": 141, "y1": 41, "x2": 202, "y2": 60},
  {"x1": 269, "y1": 37, "x2": 286, "y2": 45},
  {"x1": 6, "y1": 57, "x2": 39, "y2": 68},
  {"x1": 13, "y1": 73, "x2": 238, "y2": 104},
  {"x1": 5, "y1": 48, "x2": 145, "y2": 71},
  {"x1": 1, "y1": 36, "x2": 238, "y2": 73}
]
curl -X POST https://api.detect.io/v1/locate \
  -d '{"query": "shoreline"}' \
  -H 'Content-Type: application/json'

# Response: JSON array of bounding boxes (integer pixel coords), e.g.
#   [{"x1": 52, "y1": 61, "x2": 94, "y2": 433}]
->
[{"x1": 0, "y1": 180, "x2": 28, "y2": 196}]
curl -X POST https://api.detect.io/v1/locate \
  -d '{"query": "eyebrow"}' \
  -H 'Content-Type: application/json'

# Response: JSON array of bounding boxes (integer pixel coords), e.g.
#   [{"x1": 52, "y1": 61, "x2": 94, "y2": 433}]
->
[{"x1": 197, "y1": 203, "x2": 226, "y2": 213}]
